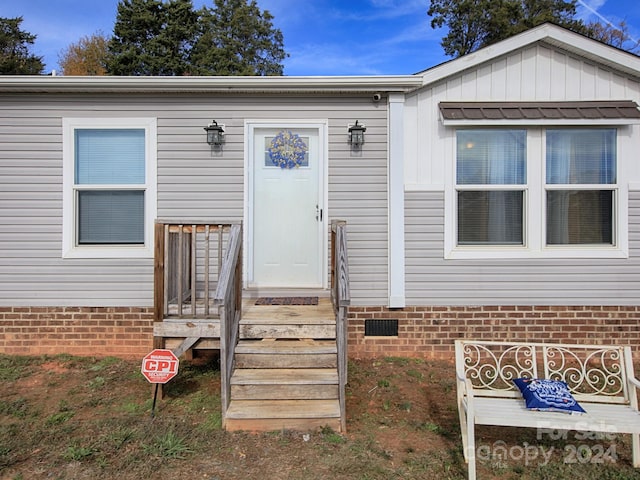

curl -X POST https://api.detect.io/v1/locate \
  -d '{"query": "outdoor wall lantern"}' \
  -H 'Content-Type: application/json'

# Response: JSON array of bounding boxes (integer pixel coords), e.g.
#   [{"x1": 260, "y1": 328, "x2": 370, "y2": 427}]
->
[
  {"x1": 348, "y1": 120, "x2": 366, "y2": 148},
  {"x1": 204, "y1": 120, "x2": 225, "y2": 147}
]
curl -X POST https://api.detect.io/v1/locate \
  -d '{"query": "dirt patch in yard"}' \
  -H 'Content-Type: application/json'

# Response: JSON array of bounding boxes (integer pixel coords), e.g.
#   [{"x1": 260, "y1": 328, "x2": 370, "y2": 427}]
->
[{"x1": 1, "y1": 353, "x2": 639, "y2": 480}]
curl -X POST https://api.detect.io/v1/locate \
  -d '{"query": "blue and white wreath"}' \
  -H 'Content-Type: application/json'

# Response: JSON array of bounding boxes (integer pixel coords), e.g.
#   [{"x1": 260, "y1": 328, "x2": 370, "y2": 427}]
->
[{"x1": 268, "y1": 130, "x2": 308, "y2": 169}]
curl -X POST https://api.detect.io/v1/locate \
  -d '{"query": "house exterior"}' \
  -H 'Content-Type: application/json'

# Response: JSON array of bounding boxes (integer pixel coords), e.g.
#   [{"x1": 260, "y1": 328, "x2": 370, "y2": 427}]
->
[{"x1": 2, "y1": 23, "x2": 640, "y2": 359}]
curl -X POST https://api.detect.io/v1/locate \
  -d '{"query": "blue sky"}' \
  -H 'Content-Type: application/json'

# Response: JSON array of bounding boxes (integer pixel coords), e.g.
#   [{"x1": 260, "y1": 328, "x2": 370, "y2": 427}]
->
[{"x1": 2, "y1": 0, "x2": 640, "y2": 76}]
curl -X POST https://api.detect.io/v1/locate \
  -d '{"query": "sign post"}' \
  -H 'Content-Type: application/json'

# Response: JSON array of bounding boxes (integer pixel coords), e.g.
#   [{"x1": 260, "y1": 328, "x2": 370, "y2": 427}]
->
[{"x1": 141, "y1": 349, "x2": 179, "y2": 418}]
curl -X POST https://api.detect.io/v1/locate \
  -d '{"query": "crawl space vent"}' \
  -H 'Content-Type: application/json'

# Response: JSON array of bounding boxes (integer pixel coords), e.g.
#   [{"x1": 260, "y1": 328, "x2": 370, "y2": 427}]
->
[{"x1": 365, "y1": 319, "x2": 399, "y2": 337}]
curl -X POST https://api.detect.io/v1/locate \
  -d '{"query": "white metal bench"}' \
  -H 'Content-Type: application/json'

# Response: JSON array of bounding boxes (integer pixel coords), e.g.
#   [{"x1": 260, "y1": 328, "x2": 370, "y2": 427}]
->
[{"x1": 455, "y1": 340, "x2": 640, "y2": 480}]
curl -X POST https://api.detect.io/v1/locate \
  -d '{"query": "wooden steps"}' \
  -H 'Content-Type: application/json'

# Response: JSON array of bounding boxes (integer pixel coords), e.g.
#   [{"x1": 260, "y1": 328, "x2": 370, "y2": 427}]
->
[
  {"x1": 235, "y1": 339, "x2": 337, "y2": 368},
  {"x1": 239, "y1": 299, "x2": 336, "y2": 339},
  {"x1": 225, "y1": 400, "x2": 341, "y2": 432},
  {"x1": 231, "y1": 368, "x2": 339, "y2": 400},
  {"x1": 225, "y1": 299, "x2": 341, "y2": 432}
]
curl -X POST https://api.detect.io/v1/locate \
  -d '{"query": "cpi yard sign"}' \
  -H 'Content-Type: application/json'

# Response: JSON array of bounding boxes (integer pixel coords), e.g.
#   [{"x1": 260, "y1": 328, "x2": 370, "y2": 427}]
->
[{"x1": 141, "y1": 349, "x2": 179, "y2": 384}]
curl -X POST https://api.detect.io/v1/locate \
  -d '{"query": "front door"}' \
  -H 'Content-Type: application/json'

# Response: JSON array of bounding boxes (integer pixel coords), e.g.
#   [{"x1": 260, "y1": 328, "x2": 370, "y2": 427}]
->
[{"x1": 248, "y1": 123, "x2": 326, "y2": 288}]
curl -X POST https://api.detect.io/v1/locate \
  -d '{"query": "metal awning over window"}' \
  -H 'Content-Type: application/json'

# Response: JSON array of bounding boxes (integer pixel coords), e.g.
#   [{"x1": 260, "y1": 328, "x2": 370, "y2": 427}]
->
[{"x1": 439, "y1": 101, "x2": 640, "y2": 125}]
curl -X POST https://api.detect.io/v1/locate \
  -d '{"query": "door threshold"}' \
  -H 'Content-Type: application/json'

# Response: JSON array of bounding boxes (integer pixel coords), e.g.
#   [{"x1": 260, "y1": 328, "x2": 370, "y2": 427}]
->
[{"x1": 243, "y1": 287, "x2": 330, "y2": 299}]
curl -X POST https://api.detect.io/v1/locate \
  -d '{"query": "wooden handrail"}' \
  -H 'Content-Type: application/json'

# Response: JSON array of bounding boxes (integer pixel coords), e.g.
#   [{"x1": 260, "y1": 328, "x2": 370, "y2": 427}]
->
[
  {"x1": 331, "y1": 220, "x2": 351, "y2": 309},
  {"x1": 153, "y1": 219, "x2": 242, "y2": 426},
  {"x1": 214, "y1": 223, "x2": 243, "y2": 425},
  {"x1": 331, "y1": 219, "x2": 350, "y2": 432}
]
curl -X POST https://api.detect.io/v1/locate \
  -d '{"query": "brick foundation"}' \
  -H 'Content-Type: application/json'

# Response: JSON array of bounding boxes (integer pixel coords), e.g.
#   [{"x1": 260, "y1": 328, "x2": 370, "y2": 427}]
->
[
  {"x1": 348, "y1": 305, "x2": 640, "y2": 359},
  {"x1": 0, "y1": 307, "x2": 154, "y2": 357},
  {"x1": 1, "y1": 305, "x2": 639, "y2": 359}
]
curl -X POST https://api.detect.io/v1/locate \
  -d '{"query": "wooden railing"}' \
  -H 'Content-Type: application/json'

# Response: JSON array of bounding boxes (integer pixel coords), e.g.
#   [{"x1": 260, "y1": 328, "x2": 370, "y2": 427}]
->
[
  {"x1": 331, "y1": 219, "x2": 350, "y2": 432},
  {"x1": 154, "y1": 221, "x2": 238, "y2": 321},
  {"x1": 214, "y1": 223, "x2": 243, "y2": 423},
  {"x1": 153, "y1": 220, "x2": 242, "y2": 425}
]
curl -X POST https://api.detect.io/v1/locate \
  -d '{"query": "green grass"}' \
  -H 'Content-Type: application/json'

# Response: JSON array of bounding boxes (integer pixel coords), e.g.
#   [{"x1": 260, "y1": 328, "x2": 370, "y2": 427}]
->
[
  {"x1": 321, "y1": 425, "x2": 346, "y2": 445},
  {"x1": 45, "y1": 410, "x2": 75, "y2": 426},
  {"x1": 143, "y1": 431, "x2": 192, "y2": 459},
  {"x1": 0, "y1": 355, "x2": 42, "y2": 382},
  {"x1": 377, "y1": 378, "x2": 390, "y2": 388},
  {"x1": 63, "y1": 443, "x2": 95, "y2": 461},
  {"x1": 418, "y1": 421, "x2": 442, "y2": 434},
  {"x1": 88, "y1": 356, "x2": 122, "y2": 372},
  {"x1": 384, "y1": 356, "x2": 411, "y2": 367},
  {"x1": 120, "y1": 398, "x2": 152, "y2": 415},
  {"x1": 0, "y1": 398, "x2": 30, "y2": 418},
  {"x1": 3, "y1": 354, "x2": 640, "y2": 480},
  {"x1": 198, "y1": 411, "x2": 223, "y2": 432},
  {"x1": 105, "y1": 426, "x2": 136, "y2": 449},
  {"x1": 87, "y1": 375, "x2": 106, "y2": 390}
]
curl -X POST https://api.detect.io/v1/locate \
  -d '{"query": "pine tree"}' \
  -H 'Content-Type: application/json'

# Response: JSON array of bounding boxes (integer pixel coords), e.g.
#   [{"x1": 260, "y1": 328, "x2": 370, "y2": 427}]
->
[
  {"x1": 190, "y1": 0, "x2": 287, "y2": 76},
  {"x1": 107, "y1": 0, "x2": 197, "y2": 75},
  {"x1": 0, "y1": 17, "x2": 44, "y2": 75},
  {"x1": 106, "y1": 0, "x2": 287, "y2": 76}
]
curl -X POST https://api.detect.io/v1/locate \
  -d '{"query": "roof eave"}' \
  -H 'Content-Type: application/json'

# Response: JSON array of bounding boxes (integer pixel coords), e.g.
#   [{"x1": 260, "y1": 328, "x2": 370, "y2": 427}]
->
[{"x1": 0, "y1": 75, "x2": 423, "y2": 94}]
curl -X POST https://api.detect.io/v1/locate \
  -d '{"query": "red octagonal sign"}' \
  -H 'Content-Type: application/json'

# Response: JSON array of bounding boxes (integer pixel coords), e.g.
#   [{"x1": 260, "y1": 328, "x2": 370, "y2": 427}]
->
[{"x1": 141, "y1": 349, "x2": 179, "y2": 384}]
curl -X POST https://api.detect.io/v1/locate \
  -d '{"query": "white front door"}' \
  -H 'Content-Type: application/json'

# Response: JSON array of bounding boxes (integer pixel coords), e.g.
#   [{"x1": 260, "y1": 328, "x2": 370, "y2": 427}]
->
[{"x1": 248, "y1": 124, "x2": 326, "y2": 288}]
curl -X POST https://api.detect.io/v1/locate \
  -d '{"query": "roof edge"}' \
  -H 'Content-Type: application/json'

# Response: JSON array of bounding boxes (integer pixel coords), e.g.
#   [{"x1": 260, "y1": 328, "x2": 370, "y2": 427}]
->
[
  {"x1": 418, "y1": 23, "x2": 640, "y2": 86},
  {"x1": 0, "y1": 75, "x2": 423, "y2": 94}
]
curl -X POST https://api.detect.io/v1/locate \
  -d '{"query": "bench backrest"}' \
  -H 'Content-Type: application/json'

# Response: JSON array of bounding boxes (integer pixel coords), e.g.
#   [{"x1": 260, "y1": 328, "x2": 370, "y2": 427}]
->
[{"x1": 455, "y1": 340, "x2": 635, "y2": 405}]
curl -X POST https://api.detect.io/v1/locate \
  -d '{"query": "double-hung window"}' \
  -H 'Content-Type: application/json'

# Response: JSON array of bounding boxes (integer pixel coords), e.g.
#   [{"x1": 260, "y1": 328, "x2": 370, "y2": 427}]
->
[
  {"x1": 456, "y1": 129, "x2": 526, "y2": 246},
  {"x1": 546, "y1": 129, "x2": 616, "y2": 246},
  {"x1": 63, "y1": 118, "x2": 157, "y2": 258},
  {"x1": 449, "y1": 127, "x2": 626, "y2": 259}
]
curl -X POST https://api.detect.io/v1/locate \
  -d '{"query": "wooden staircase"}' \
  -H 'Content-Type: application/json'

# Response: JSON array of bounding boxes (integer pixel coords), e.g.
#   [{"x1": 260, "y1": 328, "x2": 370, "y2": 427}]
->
[
  {"x1": 153, "y1": 220, "x2": 350, "y2": 434},
  {"x1": 224, "y1": 298, "x2": 342, "y2": 432}
]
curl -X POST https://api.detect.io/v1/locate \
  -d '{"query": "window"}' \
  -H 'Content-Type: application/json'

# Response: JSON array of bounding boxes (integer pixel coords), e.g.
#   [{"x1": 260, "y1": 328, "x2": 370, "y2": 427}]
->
[
  {"x1": 546, "y1": 129, "x2": 616, "y2": 246},
  {"x1": 448, "y1": 127, "x2": 627, "y2": 259},
  {"x1": 63, "y1": 118, "x2": 157, "y2": 258},
  {"x1": 456, "y1": 130, "x2": 526, "y2": 246}
]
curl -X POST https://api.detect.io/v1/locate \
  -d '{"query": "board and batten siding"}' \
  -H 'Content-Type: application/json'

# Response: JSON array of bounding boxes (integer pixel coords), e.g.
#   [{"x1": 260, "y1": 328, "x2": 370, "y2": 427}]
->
[
  {"x1": 405, "y1": 43, "x2": 640, "y2": 189},
  {"x1": 0, "y1": 94, "x2": 388, "y2": 307},
  {"x1": 403, "y1": 42, "x2": 640, "y2": 306}
]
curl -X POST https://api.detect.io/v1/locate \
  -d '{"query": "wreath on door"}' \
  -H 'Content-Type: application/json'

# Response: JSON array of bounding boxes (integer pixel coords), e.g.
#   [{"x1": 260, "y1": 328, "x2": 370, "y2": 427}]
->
[{"x1": 268, "y1": 130, "x2": 308, "y2": 169}]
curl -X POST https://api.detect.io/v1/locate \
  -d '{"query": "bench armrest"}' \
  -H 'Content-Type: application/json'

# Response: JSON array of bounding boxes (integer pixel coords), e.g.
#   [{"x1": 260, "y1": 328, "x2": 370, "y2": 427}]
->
[
  {"x1": 629, "y1": 376, "x2": 640, "y2": 390},
  {"x1": 456, "y1": 373, "x2": 475, "y2": 411},
  {"x1": 456, "y1": 372, "x2": 471, "y2": 396}
]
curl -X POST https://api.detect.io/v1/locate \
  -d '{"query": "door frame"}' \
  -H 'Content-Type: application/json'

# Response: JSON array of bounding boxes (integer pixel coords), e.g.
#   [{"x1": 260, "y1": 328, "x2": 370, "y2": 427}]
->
[{"x1": 244, "y1": 119, "x2": 329, "y2": 289}]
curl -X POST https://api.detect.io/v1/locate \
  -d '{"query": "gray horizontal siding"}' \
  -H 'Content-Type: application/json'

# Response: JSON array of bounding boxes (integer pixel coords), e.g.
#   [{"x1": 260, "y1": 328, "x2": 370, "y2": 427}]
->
[
  {"x1": 405, "y1": 190, "x2": 640, "y2": 306},
  {"x1": 328, "y1": 107, "x2": 388, "y2": 306},
  {"x1": 0, "y1": 93, "x2": 387, "y2": 307}
]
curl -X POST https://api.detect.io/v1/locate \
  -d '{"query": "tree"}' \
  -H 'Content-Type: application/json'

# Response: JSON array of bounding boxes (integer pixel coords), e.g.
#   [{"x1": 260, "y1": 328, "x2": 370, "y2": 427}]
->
[
  {"x1": 427, "y1": 0, "x2": 587, "y2": 57},
  {"x1": 190, "y1": 0, "x2": 287, "y2": 76},
  {"x1": 107, "y1": 0, "x2": 287, "y2": 76},
  {"x1": 587, "y1": 20, "x2": 640, "y2": 54},
  {"x1": 59, "y1": 32, "x2": 110, "y2": 76},
  {"x1": 0, "y1": 17, "x2": 44, "y2": 74},
  {"x1": 107, "y1": 0, "x2": 198, "y2": 75}
]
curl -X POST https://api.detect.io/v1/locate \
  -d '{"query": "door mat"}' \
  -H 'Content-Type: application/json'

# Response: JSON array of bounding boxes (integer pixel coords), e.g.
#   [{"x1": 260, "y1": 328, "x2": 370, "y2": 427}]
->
[{"x1": 254, "y1": 297, "x2": 319, "y2": 306}]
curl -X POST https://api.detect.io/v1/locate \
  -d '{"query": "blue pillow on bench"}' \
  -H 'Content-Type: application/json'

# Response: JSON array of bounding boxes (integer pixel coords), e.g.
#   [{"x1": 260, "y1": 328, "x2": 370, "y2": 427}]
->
[{"x1": 513, "y1": 378, "x2": 586, "y2": 414}]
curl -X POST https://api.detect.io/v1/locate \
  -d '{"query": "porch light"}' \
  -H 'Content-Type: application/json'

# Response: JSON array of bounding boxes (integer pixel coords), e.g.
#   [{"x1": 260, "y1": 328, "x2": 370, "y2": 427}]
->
[
  {"x1": 204, "y1": 120, "x2": 225, "y2": 146},
  {"x1": 348, "y1": 120, "x2": 366, "y2": 148}
]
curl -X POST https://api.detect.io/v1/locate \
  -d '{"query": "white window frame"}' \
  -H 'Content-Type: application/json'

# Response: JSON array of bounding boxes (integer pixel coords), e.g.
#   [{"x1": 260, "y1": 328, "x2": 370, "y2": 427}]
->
[
  {"x1": 62, "y1": 118, "x2": 157, "y2": 259},
  {"x1": 445, "y1": 126, "x2": 629, "y2": 260}
]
